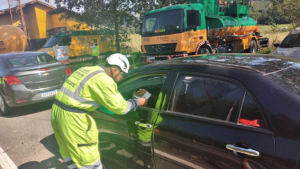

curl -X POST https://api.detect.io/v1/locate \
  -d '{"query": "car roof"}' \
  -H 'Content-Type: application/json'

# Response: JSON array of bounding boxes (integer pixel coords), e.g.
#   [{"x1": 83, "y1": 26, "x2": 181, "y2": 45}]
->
[
  {"x1": 0, "y1": 52, "x2": 44, "y2": 58},
  {"x1": 133, "y1": 53, "x2": 300, "y2": 75},
  {"x1": 291, "y1": 27, "x2": 300, "y2": 34}
]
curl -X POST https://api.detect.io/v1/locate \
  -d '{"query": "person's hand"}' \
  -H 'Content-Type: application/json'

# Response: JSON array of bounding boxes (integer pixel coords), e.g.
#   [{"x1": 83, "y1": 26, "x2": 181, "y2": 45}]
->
[
  {"x1": 137, "y1": 98, "x2": 148, "y2": 106},
  {"x1": 136, "y1": 89, "x2": 148, "y2": 97},
  {"x1": 132, "y1": 91, "x2": 139, "y2": 99}
]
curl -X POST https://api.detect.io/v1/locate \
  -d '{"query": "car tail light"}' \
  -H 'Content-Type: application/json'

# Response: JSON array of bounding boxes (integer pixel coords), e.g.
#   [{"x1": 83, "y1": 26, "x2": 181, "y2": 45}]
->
[
  {"x1": 39, "y1": 68, "x2": 50, "y2": 71},
  {"x1": 66, "y1": 67, "x2": 72, "y2": 76},
  {"x1": 4, "y1": 76, "x2": 22, "y2": 85},
  {"x1": 17, "y1": 99, "x2": 26, "y2": 103}
]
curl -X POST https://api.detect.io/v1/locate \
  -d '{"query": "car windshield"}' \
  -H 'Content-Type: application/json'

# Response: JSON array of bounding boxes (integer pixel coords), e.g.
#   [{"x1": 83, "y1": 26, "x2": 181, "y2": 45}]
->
[
  {"x1": 266, "y1": 63, "x2": 300, "y2": 96},
  {"x1": 44, "y1": 36, "x2": 62, "y2": 48},
  {"x1": 4, "y1": 54, "x2": 57, "y2": 68},
  {"x1": 280, "y1": 33, "x2": 300, "y2": 48},
  {"x1": 142, "y1": 9, "x2": 184, "y2": 36}
]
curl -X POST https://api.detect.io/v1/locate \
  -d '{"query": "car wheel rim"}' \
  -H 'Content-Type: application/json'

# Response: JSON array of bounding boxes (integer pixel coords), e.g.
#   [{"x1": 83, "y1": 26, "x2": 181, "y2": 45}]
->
[{"x1": 0, "y1": 95, "x2": 5, "y2": 112}]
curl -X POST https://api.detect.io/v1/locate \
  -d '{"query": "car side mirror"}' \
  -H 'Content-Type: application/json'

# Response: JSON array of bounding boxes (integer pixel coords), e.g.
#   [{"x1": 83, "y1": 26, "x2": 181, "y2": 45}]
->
[
  {"x1": 273, "y1": 43, "x2": 280, "y2": 48},
  {"x1": 187, "y1": 25, "x2": 196, "y2": 31}
]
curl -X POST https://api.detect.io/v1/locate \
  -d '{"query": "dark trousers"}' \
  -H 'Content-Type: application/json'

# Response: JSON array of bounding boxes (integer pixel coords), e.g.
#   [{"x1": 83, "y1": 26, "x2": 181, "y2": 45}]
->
[{"x1": 93, "y1": 56, "x2": 98, "y2": 65}]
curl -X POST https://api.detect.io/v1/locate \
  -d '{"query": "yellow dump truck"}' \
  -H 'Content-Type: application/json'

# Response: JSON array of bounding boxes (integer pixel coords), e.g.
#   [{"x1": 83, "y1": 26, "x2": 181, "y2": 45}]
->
[
  {"x1": 0, "y1": 25, "x2": 27, "y2": 54},
  {"x1": 38, "y1": 30, "x2": 116, "y2": 64}
]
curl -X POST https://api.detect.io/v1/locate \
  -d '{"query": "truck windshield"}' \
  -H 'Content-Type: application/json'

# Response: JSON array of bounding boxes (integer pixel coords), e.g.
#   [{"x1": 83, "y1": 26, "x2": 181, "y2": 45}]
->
[
  {"x1": 280, "y1": 33, "x2": 300, "y2": 48},
  {"x1": 143, "y1": 9, "x2": 184, "y2": 37},
  {"x1": 44, "y1": 36, "x2": 62, "y2": 48}
]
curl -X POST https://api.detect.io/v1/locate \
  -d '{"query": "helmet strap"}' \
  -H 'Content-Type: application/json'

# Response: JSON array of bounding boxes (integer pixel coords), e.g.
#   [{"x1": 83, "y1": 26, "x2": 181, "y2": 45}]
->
[
  {"x1": 113, "y1": 72, "x2": 122, "y2": 79},
  {"x1": 109, "y1": 66, "x2": 114, "y2": 79},
  {"x1": 110, "y1": 65, "x2": 122, "y2": 81}
]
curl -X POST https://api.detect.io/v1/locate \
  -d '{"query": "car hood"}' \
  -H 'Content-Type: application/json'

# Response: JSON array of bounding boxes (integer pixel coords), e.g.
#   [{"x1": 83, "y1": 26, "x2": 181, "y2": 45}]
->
[{"x1": 274, "y1": 47, "x2": 300, "y2": 59}]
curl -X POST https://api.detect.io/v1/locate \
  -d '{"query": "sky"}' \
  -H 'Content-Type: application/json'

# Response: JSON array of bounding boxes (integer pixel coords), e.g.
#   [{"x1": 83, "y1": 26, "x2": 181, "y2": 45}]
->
[{"x1": 0, "y1": 0, "x2": 56, "y2": 11}]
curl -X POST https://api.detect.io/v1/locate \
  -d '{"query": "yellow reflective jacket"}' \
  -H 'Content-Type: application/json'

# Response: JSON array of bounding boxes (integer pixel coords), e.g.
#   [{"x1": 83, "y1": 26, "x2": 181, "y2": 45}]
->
[
  {"x1": 91, "y1": 44, "x2": 99, "y2": 56},
  {"x1": 55, "y1": 65, "x2": 128, "y2": 114}
]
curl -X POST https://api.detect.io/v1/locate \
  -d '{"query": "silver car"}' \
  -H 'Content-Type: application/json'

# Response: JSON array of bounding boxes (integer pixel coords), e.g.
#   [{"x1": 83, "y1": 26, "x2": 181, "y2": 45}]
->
[
  {"x1": 273, "y1": 27, "x2": 300, "y2": 58},
  {"x1": 0, "y1": 52, "x2": 71, "y2": 116}
]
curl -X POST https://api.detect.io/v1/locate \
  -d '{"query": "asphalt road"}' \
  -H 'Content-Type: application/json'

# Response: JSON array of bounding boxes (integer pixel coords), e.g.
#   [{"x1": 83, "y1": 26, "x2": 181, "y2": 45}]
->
[
  {"x1": 0, "y1": 62, "x2": 122, "y2": 169},
  {"x1": 0, "y1": 100, "x2": 66, "y2": 169},
  {"x1": 0, "y1": 100, "x2": 122, "y2": 169}
]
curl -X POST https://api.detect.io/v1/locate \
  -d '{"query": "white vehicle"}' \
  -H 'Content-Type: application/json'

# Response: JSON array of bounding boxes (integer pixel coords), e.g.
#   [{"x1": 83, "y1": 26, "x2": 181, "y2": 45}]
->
[{"x1": 273, "y1": 27, "x2": 300, "y2": 58}]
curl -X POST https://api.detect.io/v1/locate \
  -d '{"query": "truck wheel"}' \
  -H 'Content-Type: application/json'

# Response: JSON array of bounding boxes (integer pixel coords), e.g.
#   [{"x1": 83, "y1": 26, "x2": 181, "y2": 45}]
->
[
  {"x1": 199, "y1": 48, "x2": 211, "y2": 55},
  {"x1": 248, "y1": 40, "x2": 258, "y2": 54},
  {"x1": 0, "y1": 94, "x2": 11, "y2": 116}
]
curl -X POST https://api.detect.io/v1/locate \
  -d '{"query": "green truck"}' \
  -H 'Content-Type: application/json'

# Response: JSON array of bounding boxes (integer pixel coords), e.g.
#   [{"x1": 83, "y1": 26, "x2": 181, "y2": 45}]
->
[{"x1": 141, "y1": 0, "x2": 269, "y2": 63}]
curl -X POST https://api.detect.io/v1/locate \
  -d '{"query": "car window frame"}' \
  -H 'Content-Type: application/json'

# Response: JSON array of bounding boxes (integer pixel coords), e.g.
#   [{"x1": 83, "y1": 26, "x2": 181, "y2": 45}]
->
[
  {"x1": 118, "y1": 70, "x2": 173, "y2": 110},
  {"x1": 165, "y1": 71, "x2": 273, "y2": 133},
  {"x1": 2, "y1": 53, "x2": 58, "y2": 68},
  {"x1": 118, "y1": 70, "x2": 169, "y2": 87},
  {"x1": 0, "y1": 57, "x2": 4, "y2": 71}
]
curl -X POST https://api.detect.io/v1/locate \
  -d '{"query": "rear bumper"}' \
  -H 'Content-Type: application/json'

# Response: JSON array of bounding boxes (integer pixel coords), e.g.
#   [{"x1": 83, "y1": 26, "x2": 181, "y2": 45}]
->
[
  {"x1": 142, "y1": 54, "x2": 188, "y2": 63},
  {"x1": 258, "y1": 38, "x2": 269, "y2": 48},
  {"x1": 4, "y1": 84, "x2": 62, "y2": 107}
]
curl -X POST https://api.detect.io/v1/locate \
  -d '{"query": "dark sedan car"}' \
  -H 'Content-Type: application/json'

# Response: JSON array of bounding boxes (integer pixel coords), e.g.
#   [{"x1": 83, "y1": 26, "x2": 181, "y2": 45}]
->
[
  {"x1": 0, "y1": 52, "x2": 71, "y2": 116},
  {"x1": 90, "y1": 53, "x2": 300, "y2": 169}
]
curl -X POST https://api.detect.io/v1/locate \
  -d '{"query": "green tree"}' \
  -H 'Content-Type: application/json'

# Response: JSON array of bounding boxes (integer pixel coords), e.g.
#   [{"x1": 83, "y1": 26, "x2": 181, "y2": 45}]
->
[
  {"x1": 271, "y1": 0, "x2": 300, "y2": 28},
  {"x1": 268, "y1": 4, "x2": 289, "y2": 24},
  {"x1": 56, "y1": 0, "x2": 139, "y2": 53}
]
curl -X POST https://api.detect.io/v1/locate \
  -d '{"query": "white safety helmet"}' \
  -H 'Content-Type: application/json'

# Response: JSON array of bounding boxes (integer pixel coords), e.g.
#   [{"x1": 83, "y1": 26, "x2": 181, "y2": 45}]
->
[{"x1": 106, "y1": 53, "x2": 130, "y2": 73}]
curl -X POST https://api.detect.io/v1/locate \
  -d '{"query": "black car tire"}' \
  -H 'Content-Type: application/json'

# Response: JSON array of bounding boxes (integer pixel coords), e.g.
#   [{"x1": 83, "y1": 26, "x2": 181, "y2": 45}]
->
[
  {"x1": 0, "y1": 93, "x2": 11, "y2": 116},
  {"x1": 247, "y1": 40, "x2": 258, "y2": 54}
]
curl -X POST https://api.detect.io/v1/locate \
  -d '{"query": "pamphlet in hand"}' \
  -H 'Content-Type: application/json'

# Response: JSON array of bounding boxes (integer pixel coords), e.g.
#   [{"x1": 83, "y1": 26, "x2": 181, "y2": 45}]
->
[{"x1": 134, "y1": 92, "x2": 151, "y2": 99}]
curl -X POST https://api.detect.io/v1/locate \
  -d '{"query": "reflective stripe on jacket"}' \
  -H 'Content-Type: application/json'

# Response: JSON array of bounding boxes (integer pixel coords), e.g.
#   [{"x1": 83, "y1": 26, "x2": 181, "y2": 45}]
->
[{"x1": 55, "y1": 65, "x2": 128, "y2": 113}]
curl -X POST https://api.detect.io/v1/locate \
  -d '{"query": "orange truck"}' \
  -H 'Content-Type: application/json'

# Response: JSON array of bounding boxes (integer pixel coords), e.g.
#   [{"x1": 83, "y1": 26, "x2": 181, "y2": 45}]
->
[
  {"x1": 0, "y1": 25, "x2": 27, "y2": 54},
  {"x1": 141, "y1": 0, "x2": 269, "y2": 63}
]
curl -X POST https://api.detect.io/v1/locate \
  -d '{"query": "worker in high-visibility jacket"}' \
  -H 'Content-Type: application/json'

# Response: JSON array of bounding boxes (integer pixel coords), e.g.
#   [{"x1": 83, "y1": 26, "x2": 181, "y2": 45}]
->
[
  {"x1": 90, "y1": 39, "x2": 99, "y2": 65},
  {"x1": 51, "y1": 53, "x2": 148, "y2": 169}
]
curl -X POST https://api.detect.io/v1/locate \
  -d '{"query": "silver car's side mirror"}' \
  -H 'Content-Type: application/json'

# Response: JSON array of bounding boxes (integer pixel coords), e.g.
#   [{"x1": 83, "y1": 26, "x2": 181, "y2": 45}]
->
[{"x1": 273, "y1": 43, "x2": 280, "y2": 48}]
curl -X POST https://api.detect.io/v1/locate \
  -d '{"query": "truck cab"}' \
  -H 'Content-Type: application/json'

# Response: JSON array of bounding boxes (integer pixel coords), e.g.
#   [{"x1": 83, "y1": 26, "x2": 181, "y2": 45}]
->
[
  {"x1": 141, "y1": 0, "x2": 269, "y2": 63},
  {"x1": 38, "y1": 33, "x2": 72, "y2": 64}
]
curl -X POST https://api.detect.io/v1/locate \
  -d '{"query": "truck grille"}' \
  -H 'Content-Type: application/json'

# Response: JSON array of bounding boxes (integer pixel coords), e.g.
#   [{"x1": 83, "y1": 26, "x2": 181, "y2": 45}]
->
[{"x1": 144, "y1": 43, "x2": 177, "y2": 55}]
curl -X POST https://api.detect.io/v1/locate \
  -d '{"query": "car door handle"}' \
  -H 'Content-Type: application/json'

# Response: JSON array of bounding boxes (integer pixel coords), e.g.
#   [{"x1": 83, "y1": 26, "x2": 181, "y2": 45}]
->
[
  {"x1": 135, "y1": 121, "x2": 152, "y2": 129},
  {"x1": 226, "y1": 144, "x2": 260, "y2": 157}
]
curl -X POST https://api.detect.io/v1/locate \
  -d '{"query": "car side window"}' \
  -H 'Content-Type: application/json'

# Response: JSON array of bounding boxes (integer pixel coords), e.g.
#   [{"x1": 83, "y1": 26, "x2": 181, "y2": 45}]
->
[
  {"x1": 280, "y1": 33, "x2": 300, "y2": 47},
  {"x1": 37, "y1": 54, "x2": 57, "y2": 64},
  {"x1": 239, "y1": 93, "x2": 267, "y2": 128},
  {"x1": 119, "y1": 74, "x2": 167, "y2": 109},
  {"x1": 170, "y1": 75, "x2": 243, "y2": 122},
  {"x1": 59, "y1": 36, "x2": 71, "y2": 46}
]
